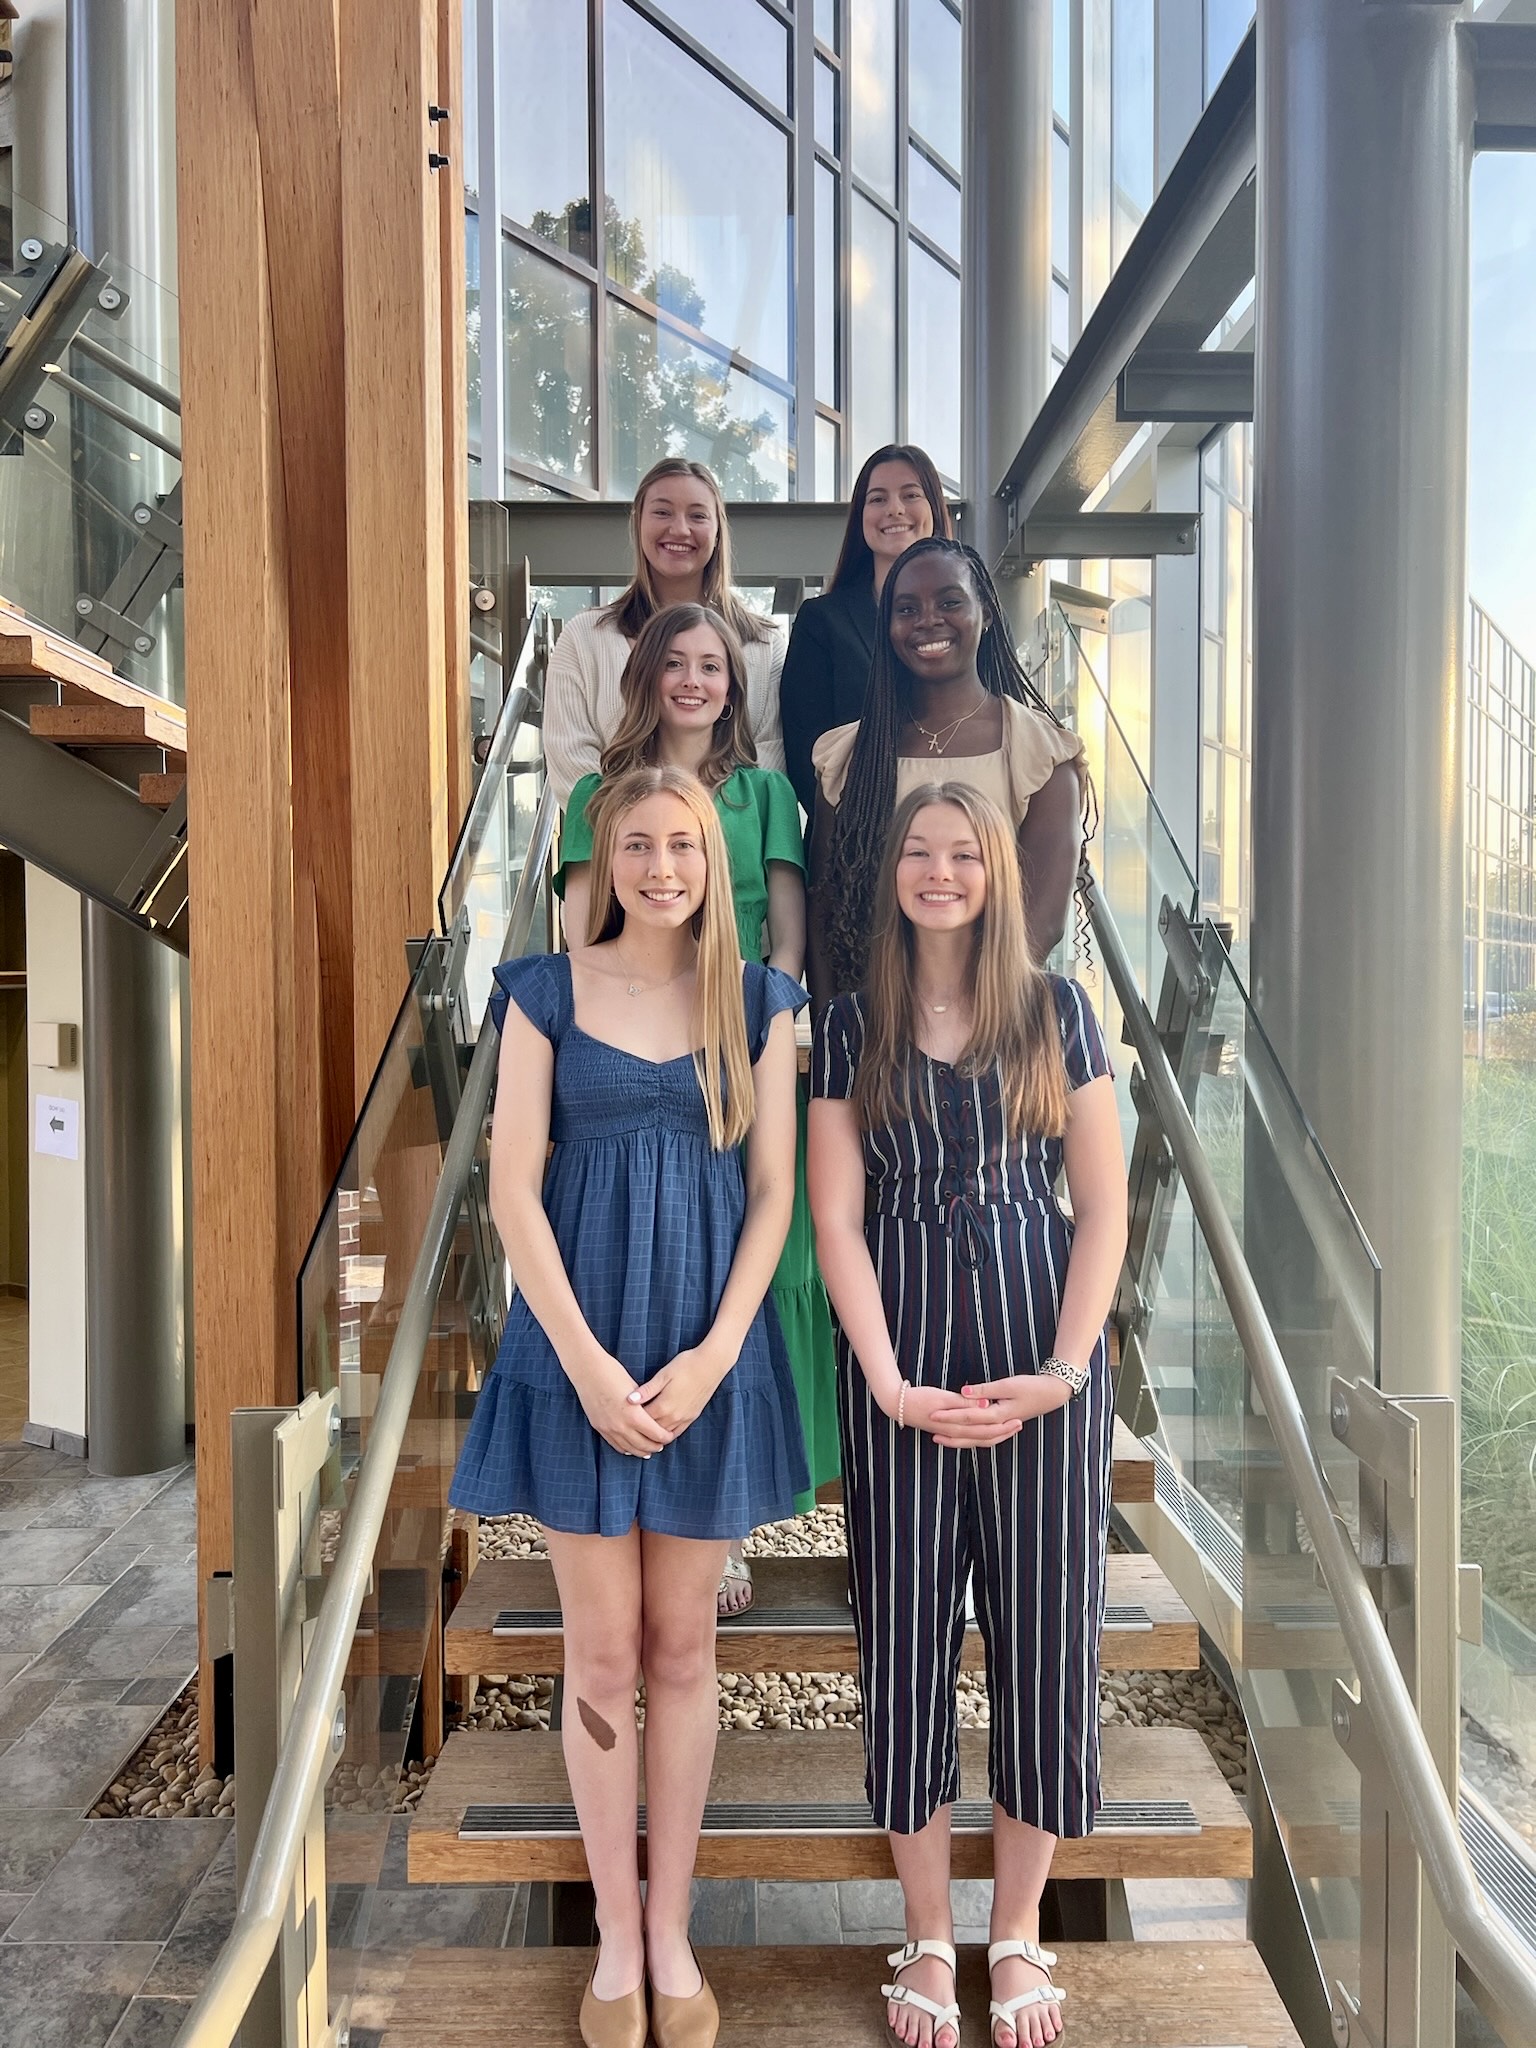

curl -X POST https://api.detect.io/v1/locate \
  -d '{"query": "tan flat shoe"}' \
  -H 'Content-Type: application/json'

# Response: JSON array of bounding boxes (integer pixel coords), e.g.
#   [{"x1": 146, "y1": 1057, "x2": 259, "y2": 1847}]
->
[
  {"x1": 579, "y1": 1952, "x2": 648, "y2": 2048},
  {"x1": 649, "y1": 1947, "x2": 719, "y2": 2048}
]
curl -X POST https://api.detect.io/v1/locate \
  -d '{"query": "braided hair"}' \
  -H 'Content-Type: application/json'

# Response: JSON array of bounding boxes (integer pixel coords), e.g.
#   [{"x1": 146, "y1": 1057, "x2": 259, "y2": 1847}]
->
[{"x1": 817, "y1": 538, "x2": 1091, "y2": 992}]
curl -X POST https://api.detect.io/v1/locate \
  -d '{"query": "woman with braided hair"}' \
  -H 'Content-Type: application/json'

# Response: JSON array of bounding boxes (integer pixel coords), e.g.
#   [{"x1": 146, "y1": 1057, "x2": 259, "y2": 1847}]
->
[{"x1": 806, "y1": 539, "x2": 1089, "y2": 1006}]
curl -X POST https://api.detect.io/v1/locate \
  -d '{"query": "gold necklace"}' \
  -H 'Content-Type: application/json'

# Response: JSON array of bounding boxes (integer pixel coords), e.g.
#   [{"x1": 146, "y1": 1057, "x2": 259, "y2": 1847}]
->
[
  {"x1": 912, "y1": 695, "x2": 989, "y2": 755},
  {"x1": 613, "y1": 944, "x2": 692, "y2": 999}
]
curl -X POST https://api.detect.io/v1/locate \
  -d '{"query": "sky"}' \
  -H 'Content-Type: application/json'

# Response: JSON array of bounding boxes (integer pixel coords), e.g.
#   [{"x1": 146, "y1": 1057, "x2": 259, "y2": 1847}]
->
[{"x1": 1468, "y1": 153, "x2": 1536, "y2": 660}]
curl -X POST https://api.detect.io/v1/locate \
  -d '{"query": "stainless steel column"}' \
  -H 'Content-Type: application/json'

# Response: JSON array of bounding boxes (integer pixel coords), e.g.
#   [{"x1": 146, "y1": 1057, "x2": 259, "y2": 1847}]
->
[
  {"x1": 1250, "y1": 0, "x2": 1473, "y2": 1403},
  {"x1": 82, "y1": 900, "x2": 183, "y2": 1474},
  {"x1": 962, "y1": 0, "x2": 1053, "y2": 637},
  {"x1": 69, "y1": 0, "x2": 187, "y2": 1474}
]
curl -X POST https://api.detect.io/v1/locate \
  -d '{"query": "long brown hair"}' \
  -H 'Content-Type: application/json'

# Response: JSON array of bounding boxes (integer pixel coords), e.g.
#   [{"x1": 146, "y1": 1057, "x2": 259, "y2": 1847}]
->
[
  {"x1": 852, "y1": 782, "x2": 1069, "y2": 1141},
  {"x1": 603, "y1": 458, "x2": 774, "y2": 646},
  {"x1": 584, "y1": 766, "x2": 755, "y2": 1150},
  {"x1": 827, "y1": 443, "x2": 954, "y2": 593},
  {"x1": 599, "y1": 603, "x2": 758, "y2": 792}
]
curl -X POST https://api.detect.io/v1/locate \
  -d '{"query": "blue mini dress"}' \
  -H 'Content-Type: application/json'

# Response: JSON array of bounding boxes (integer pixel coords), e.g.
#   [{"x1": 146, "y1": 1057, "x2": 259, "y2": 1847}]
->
[{"x1": 448, "y1": 952, "x2": 812, "y2": 1540}]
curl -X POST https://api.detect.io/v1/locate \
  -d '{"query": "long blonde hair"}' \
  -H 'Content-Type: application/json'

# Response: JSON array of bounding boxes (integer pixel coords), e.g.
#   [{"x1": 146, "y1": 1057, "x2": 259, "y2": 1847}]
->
[
  {"x1": 584, "y1": 766, "x2": 755, "y2": 1150},
  {"x1": 600, "y1": 603, "x2": 758, "y2": 792},
  {"x1": 852, "y1": 782, "x2": 1069, "y2": 1140},
  {"x1": 603, "y1": 459, "x2": 773, "y2": 647}
]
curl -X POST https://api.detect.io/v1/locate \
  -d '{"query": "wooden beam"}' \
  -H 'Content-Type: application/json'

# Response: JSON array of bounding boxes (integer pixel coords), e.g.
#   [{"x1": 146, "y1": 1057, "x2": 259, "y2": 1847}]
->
[
  {"x1": 437, "y1": 0, "x2": 471, "y2": 837},
  {"x1": 341, "y1": 0, "x2": 450, "y2": 1091},
  {"x1": 176, "y1": 0, "x2": 298, "y2": 1763},
  {"x1": 250, "y1": 0, "x2": 356, "y2": 1192}
]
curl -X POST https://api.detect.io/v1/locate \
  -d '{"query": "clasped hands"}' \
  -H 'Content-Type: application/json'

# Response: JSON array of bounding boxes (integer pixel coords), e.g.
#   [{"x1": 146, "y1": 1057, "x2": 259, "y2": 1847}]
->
[
  {"x1": 572, "y1": 1342, "x2": 733, "y2": 1458},
  {"x1": 886, "y1": 1373, "x2": 1072, "y2": 1448}
]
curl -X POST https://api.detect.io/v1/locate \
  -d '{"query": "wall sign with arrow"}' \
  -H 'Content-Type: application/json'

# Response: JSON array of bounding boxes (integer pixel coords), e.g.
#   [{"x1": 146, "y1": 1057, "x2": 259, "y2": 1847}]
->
[{"x1": 34, "y1": 1093, "x2": 79, "y2": 1162}]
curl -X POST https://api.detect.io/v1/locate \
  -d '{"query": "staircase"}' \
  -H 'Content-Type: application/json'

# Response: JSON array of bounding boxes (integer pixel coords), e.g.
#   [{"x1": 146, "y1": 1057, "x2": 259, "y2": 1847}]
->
[{"x1": 376, "y1": 1420, "x2": 1299, "y2": 2046}]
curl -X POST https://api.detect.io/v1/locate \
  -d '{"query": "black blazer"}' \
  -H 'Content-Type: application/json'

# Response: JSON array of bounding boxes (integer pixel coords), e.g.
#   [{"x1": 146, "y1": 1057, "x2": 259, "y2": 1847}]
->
[{"x1": 778, "y1": 578, "x2": 879, "y2": 813}]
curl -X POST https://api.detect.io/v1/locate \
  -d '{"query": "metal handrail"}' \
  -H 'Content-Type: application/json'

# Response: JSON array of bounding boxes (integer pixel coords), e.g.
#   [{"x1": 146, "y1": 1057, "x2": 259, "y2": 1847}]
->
[
  {"x1": 1086, "y1": 872, "x2": 1536, "y2": 2039},
  {"x1": 174, "y1": 776, "x2": 559, "y2": 2048}
]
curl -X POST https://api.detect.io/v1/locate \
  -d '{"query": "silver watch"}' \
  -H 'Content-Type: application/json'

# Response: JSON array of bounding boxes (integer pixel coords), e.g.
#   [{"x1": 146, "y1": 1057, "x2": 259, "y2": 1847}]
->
[{"x1": 1039, "y1": 1354, "x2": 1090, "y2": 1397}]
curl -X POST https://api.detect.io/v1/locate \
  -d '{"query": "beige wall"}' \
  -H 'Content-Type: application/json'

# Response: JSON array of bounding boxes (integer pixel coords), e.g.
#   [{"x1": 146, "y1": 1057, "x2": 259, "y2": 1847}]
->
[
  {"x1": 0, "y1": 856, "x2": 26, "y2": 1291},
  {"x1": 25, "y1": 869, "x2": 85, "y2": 1440}
]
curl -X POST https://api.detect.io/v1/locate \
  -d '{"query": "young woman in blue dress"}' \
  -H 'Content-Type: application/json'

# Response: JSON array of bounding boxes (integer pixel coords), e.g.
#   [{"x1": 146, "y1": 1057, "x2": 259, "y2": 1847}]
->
[
  {"x1": 450, "y1": 766, "x2": 809, "y2": 2048},
  {"x1": 557, "y1": 605, "x2": 842, "y2": 1618},
  {"x1": 809, "y1": 784, "x2": 1127, "y2": 2048}
]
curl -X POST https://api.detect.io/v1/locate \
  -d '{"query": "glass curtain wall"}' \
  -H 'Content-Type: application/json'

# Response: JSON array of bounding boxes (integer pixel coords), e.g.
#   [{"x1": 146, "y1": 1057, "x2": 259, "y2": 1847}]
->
[{"x1": 463, "y1": 0, "x2": 963, "y2": 505}]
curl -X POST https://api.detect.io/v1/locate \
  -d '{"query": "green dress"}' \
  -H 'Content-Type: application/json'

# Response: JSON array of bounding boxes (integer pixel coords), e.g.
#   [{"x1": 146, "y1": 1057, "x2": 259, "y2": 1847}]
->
[{"x1": 558, "y1": 765, "x2": 840, "y2": 1511}]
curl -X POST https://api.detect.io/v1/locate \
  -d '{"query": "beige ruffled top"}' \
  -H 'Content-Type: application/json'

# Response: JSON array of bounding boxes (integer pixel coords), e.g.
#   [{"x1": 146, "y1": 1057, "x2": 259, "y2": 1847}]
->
[{"x1": 811, "y1": 695, "x2": 1084, "y2": 819}]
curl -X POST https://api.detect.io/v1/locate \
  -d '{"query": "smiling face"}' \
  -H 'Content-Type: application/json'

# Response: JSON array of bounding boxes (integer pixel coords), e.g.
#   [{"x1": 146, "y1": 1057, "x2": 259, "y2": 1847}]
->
[
  {"x1": 862, "y1": 459, "x2": 938, "y2": 573},
  {"x1": 654, "y1": 622, "x2": 733, "y2": 739},
  {"x1": 638, "y1": 478, "x2": 720, "y2": 589},
  {"x1": 888, "y1": 549, "x2": 989, "y2": 684},
  {"x1": 609, "y1": 790, "x2": 709, "y2": 930},
  {"x1": 894, "y1": 800, "x2": 989, "y2": 933}
]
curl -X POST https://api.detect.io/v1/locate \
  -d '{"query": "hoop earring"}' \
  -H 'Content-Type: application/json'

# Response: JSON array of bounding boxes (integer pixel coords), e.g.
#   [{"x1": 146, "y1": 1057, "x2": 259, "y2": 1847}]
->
[{"x1": 717, "y1": 703, "x2": 734, "y2": 721}]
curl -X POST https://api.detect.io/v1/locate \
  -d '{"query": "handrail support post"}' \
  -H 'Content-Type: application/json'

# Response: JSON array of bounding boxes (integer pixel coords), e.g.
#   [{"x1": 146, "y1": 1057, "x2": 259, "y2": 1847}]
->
[
  {"x1": 231, "y1": 1391, "x2": 347, "y2": 2048},
  {"x1": 1331, "y1": 1378, "x2": 1461, "y2": 2047}
]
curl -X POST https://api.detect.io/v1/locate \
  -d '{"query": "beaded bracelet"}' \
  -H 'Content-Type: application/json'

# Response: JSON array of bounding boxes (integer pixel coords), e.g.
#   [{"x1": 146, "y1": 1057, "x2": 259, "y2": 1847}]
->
[{"x1": 896, "y1": 1382, "x2": 908, "y2": 1429}]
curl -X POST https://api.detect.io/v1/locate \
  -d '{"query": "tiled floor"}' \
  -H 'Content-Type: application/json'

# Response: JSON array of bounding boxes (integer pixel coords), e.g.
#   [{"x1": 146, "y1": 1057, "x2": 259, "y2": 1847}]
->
[{"x1": 0, "y1": 1424, "x2": 201, "y2": 2046}]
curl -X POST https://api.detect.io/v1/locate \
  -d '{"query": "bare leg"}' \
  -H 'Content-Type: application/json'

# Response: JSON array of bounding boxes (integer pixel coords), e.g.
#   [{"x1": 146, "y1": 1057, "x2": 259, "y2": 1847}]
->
[
  {"x1": 887, "y1": 1808, "x2": 958, "y2": 2048},
  {"x1": 639, "y1": 1528, "x2": 728, "y2": 1998},
  {"x1": 544, "y1": 1525, "x2": 644, "y2": 2000},
  {"x1": 989, "y1": 1809, "x2": 1061, "y2": 2046}
]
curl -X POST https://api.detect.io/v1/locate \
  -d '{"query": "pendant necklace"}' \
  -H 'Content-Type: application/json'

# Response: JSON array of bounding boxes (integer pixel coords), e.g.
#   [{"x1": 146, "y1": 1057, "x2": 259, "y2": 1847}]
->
[
  {"x1": 912, "y1": 694, "x2": 989, "y2": 755},
  {"x1": 614, "y1": 944, "x2": 690, "y2": 998}
]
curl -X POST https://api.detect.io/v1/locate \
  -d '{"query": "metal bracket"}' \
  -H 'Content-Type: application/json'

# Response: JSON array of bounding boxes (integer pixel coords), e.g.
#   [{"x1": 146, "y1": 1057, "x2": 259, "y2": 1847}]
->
[
  {"x1": 1118, "y1": 346, "x2": 1254, "y2": 425},
  {"x1": 1463, "y1": 20, "x2": 1536, "y2": 152},
  {"x1": 206, "y1": 1572, "x2": 236, "y2": 1660},
  {"x1": 73, "y1": 593, "x2": 157, "y2": 662},
  {"x1": 1459, "y1": 1564, "x2": 1484, "y2": 1647},
  {"x1": 1004, "y1": 511, "x2": 1200, "y2": 574},
  {"x1": 1329, "y1": 1374, "x2": 1418, "y2": 1502},
  {"x1": 1157, "y1": 896, "x2": 1213, "y2": 1011}
]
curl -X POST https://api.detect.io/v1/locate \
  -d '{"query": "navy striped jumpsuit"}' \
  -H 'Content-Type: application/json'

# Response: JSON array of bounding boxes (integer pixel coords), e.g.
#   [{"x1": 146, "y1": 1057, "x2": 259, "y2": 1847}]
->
[{"x1": 811, "y1": 978, "x2": 1115, "y2": 1838}]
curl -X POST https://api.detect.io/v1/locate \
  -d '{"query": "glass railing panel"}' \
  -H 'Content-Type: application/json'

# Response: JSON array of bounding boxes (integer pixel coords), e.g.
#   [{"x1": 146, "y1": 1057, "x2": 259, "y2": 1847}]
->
[
  {"x1": 0, "y1": 199, "x2": 183, "y2": 700},
  {"x1": 438, "y1": 606, "x2": 547, "y2": 993},
  {"x1": 1459, "y1": 1039, "x2": 1536, "y2": 1854},
  {"x1": 1062, "y1": 601, "x2": 1384, "y2": 2011},
  {"x1": 296, "y1": 769, "x2": 557, "y2": 2039}
]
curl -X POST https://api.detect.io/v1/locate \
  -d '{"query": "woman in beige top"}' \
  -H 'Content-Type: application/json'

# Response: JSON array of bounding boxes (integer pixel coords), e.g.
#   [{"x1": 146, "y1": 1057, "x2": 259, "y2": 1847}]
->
[
  {"x1": 543, "y1": 457, "x2": 785, "y2": 806},
  {"x1": 808, "y1": 539, "x2": 1088, "y2": 1006}
]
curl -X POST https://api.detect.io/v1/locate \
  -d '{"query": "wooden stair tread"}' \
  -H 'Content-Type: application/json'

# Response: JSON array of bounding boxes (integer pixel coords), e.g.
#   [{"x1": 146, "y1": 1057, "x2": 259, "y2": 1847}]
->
[
  {"x1": 0, "y1": 614, "x2": 188, "y2": 751},
  {"x1": 446, "y1": 1550, "x2": 1197, "y2": 1677},
  {"x1": 29, "y1": 700, "x2": 188, "y2": 762},
  {"x1": 377, "y1": 1942, "x2": 1302, "y2": 2046},
  {"x1": 1252, "y1": 1725, "x2": 1360, "y2": 1877},
  {"x1": 408, "y1": 1725, "x2": 1251, "y2": 1883},
  {"x1": 1111, "y1": 1415, "x2": 1153, "y2": 1500},
  {"x1": 139, "y1": 771, "x2": 187, "y2": 808}
]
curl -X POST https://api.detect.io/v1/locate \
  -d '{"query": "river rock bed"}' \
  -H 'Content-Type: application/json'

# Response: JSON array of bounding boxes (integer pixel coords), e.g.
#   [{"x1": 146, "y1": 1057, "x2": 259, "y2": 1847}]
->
[{"x1": 91, "y1": 1502, "x2": 1249, "y2": 1821}]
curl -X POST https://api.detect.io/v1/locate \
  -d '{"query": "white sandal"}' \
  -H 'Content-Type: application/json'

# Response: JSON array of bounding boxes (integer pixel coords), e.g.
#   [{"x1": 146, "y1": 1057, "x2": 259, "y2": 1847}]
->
[
  {"x1": 882, "y1": 1938, "x2": 961, "y2": 2045},
  {"x1": 987, "y1": 1940, "x2": 1065, "y2": 2043}
]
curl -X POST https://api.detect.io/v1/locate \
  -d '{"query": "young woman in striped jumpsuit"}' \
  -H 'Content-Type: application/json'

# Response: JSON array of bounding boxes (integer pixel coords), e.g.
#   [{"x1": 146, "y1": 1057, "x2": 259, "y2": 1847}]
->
[{"x1": 808, "y1": 784, "x2": 1127, "y2": 2048}]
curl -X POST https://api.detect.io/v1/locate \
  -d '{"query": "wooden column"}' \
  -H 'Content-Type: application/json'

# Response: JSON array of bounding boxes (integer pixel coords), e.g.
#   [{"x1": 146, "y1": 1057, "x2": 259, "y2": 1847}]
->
[
  {"x1": 342, "y1": 0, "x2": 450, "y2": 1089},
  {"x1": 178, "y1": 0, "x2": 302, "y2": 1760},
  {"x1": 438, "y1": 0, "x2": 472, "y2": 833},
  {"x1": 178, "y1": 0, "x2": 467, "y2": 1760}
]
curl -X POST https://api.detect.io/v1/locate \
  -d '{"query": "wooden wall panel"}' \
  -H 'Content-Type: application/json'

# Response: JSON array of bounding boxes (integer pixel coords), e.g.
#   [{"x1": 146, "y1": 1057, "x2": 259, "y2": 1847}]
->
[
  {"x1": 177, "y1": 0, "x2": 298, "y2": 1762},
  {"x1": 250, "y1": 0, "x2": 355, "y2": 1189},
  {"x1": 438, "y1": 0, "x2": 471, "y2": 837},
  {"x1": 342, "y1": 0, "x2": 450, "y2": 1093}
]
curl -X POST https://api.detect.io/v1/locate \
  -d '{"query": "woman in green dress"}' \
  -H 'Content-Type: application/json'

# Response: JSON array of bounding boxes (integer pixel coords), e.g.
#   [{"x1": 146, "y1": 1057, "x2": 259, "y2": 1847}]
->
[{"x1": 556, "y1": 602, "x2": 841, "y2": 1614}]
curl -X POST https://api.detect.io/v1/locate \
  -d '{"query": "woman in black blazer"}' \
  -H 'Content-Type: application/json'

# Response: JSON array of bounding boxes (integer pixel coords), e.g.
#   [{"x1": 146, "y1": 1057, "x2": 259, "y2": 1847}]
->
[{"x1": 779, "y1": 444, "x2": 954, "y2": 813}]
